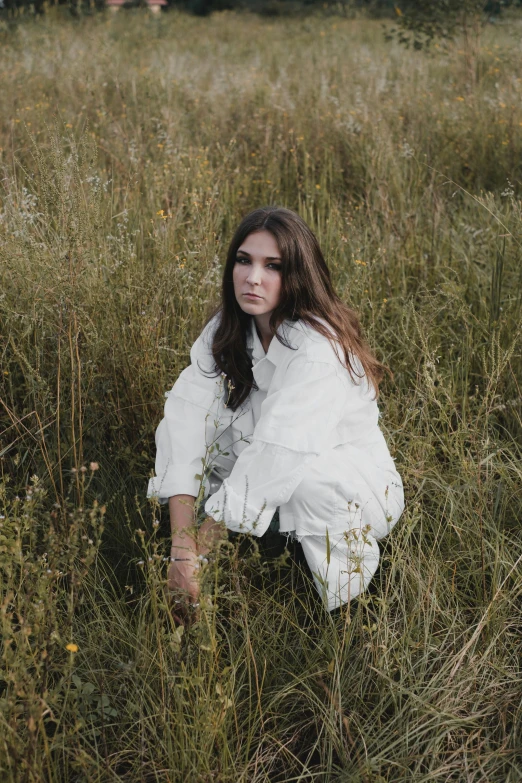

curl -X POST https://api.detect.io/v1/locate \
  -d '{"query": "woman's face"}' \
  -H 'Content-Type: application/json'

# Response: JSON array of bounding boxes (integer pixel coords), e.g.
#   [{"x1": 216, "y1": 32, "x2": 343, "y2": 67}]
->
[{"x1": 233, "y1": 230, "x2": 283, "y2": 321}]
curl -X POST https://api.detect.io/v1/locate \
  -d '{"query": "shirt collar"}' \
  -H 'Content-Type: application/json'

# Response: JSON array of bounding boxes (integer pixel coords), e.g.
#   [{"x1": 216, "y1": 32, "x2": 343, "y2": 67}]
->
[
  {"x1": 247, "y1": 318, "x2": 266, "y2": 364},
  {"x1": 246, "y1": 318, "x2": 301, "y2": 367}
]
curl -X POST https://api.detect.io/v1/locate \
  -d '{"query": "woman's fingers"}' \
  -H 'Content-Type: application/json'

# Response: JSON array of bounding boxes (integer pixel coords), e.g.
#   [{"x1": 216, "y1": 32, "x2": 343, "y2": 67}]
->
[
  {"x1": 167, "y1": 524, "x2": 221, "y2": 627},
  {"x1": 170, "y1": 598, "x2": 200, "y2": 628},
  {"x1": 167, "y1": 556, "x2": 202, "y2": 627}
]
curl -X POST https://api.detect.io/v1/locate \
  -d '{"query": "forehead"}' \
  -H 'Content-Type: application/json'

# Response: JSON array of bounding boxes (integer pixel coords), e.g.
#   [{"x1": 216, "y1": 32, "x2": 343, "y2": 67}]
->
[{"x1": 238, "y1": 229, "x2": 281, "y2": 258}]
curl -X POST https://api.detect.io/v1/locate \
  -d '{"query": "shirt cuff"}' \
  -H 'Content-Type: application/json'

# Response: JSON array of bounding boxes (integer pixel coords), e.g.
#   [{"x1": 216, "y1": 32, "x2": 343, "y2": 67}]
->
[
  {"x1": 147, "y1": 465, "x2": 202, "y2": 503},
  {"x1": 204, "y1": 480, "x2": 275, "y2": 537}
]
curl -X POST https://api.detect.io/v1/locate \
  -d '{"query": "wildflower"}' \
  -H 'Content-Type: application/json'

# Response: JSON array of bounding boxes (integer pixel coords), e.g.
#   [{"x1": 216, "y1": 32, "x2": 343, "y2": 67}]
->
[
  {"x1": 456, "y1": 96, "x2": 465, "y2": 102},
  {"x1": 89, "y1": 462, "x2": 99, "y2": 471},
  {"x1": 316, "y1": 184, "x2": 321, "y2": 190},
  {"x1": 66, "y1": 643, "x2": 78, "y2": 653}
]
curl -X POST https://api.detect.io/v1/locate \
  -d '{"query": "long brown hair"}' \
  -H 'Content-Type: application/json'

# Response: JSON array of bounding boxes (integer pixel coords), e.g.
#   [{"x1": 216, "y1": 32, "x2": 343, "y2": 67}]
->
[{"x1": 208, "y1": 206, "x2": 387, "y2": 410}]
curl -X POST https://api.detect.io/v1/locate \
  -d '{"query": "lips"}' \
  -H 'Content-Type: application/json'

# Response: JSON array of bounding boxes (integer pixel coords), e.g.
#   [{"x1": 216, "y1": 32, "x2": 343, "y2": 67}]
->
[{"x1": 243, "y1": 292, "x2": 262, "y2": 299}]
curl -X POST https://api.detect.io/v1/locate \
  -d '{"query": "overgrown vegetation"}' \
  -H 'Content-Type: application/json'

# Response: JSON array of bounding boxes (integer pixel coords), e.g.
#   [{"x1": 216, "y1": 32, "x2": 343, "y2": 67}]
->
[
  {"x1": 0, "y1": 11, "x2": 521, "y2": 781},
  {"x1": 3, "y1": 0, "x2": 516, "y2": 22}
]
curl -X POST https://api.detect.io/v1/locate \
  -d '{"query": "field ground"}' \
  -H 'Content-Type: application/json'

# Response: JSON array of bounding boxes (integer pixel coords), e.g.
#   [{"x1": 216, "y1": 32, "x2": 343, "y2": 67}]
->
[{"x1": 1, "y1": 10, "x2": 522, "y2": 782}]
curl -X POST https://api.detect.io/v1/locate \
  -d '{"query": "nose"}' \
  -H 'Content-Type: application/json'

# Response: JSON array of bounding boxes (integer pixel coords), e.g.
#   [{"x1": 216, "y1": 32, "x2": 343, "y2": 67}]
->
[{"x1": 246, "y1": 264, "x2": 262, "y2": 286}]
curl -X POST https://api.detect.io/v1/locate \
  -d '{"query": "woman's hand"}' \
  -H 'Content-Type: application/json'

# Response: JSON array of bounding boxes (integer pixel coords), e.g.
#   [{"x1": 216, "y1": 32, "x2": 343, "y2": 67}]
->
[
  {"x1": 198, "y1": 516, "x2": 227, "y2": 556},
  {"x1": 166, "y1": 498, "x2": 227, "y2": 624},
  {"x1": 167, "y1": 546, "x2": 201, "y2": 603},
  {"x1": 168, "y1": 494, "x2": 199, "y2": 613}
]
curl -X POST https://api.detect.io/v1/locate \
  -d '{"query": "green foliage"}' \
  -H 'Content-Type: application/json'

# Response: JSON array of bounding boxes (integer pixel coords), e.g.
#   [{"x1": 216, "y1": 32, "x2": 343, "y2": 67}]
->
[
  {"x1": 388, "y1": 0, "x2": 491, "y2": 49},
  {"x1": 0, "y1": 11, "x2": 521, "y2": 781}
]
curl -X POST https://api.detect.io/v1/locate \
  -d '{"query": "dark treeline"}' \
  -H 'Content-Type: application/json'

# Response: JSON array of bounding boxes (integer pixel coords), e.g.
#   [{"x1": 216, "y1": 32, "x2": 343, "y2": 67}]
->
[{"x1": 1, "y1": 0, "x2": 519, "y2": 19}]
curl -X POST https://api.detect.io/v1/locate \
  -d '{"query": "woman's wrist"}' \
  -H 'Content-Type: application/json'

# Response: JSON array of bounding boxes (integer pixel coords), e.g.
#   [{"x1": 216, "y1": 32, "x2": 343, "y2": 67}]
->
[
  {"x1": 170, "y1": 527, "x2": 197, "y2": 559},
  {"x1": 169, "y1": 545, "x2": 207, "y2": 566},
  {"x1": 170, "y1": 541, "x2": 196, "y2": 564},
  {"x1": 170, "y1": 541, "x2": 196, "y2": 555},
  {"x1": 171, "y1": 525, "x2": 197, "y2": 546}
]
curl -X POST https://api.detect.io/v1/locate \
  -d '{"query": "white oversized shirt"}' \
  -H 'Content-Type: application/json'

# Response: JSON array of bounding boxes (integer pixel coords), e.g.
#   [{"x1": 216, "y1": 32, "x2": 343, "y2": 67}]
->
[{"x1": 147, "y1": 315, "x2": 404, "y2": 540}]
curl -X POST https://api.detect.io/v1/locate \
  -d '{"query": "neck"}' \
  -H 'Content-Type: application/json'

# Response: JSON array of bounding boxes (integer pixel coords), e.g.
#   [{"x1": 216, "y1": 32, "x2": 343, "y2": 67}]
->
[{"x1": 254, "y1": 314, "x2": 275, "y2": 353}]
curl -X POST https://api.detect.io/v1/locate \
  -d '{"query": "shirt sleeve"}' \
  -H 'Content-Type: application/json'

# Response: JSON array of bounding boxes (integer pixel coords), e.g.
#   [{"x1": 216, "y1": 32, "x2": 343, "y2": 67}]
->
[
  {"x1": 204, "y1": 355, "x2": 348, "y2": 535},
  {"x1": 147, "y1": 319, "x2": 222, "y2": 503}
]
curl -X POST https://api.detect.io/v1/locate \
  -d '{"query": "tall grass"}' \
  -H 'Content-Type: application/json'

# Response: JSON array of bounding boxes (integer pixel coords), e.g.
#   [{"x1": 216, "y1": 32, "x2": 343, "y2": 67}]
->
[{"x1": 0, "y1": 9, "x2": 521, "y2": 781}]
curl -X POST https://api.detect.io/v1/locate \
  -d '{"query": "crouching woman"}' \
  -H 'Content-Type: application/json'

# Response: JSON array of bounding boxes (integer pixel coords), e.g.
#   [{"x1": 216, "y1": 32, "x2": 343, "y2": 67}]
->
[{"x1": 147, "y1": 206, "x2": 404, "y2": 617}]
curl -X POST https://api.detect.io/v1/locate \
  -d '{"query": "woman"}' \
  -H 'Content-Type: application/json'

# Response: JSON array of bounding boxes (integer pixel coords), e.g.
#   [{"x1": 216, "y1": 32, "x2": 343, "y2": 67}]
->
[{"x1": 148, "y1": 206, "x2": 404, "y2": 618}]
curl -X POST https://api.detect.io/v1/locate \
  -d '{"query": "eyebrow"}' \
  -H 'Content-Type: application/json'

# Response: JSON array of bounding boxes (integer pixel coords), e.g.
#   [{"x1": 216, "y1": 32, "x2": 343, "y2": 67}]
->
[{"x1": 236, "y1": 250, "x2": 282, "y2": 261}]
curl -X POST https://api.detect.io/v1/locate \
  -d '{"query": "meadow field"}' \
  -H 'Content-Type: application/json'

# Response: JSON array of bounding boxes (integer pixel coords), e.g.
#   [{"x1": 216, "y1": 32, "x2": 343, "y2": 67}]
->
[{"x1": 0, "y1": 9, "x2": 521, "y2": 781}]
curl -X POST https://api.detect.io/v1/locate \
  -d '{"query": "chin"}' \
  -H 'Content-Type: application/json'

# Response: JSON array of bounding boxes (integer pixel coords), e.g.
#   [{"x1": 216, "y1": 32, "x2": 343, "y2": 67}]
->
[{"x1": 239, "y1": 302, "x2": 268, "y2": 315}]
